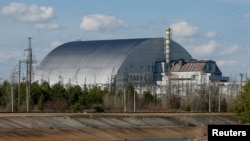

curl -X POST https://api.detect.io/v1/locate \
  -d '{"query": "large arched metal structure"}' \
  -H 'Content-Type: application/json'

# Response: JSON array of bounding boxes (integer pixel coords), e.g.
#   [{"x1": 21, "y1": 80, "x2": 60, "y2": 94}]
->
[{"x1": 34, "y1": 38, "x2": 192, "y2": 90}]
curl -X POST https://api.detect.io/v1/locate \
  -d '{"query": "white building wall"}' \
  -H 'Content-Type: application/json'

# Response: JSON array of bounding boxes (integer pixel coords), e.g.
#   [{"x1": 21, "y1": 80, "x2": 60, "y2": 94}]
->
[
  {"x1": 155, "y1": 70, "x2": 242, "y2": 98},
  {"x1": 157, "y1": 71, "x2": 211, "y2": 86},
  {"x1": 156, "y1": 71, "x2": 211, "y2": 96}
]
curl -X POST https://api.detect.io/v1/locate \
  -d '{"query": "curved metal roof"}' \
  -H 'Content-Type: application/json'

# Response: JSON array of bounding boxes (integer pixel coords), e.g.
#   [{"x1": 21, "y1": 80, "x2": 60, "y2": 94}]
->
[{"x1": 34, "y1": 38, "x2": 192, "y2": 85}]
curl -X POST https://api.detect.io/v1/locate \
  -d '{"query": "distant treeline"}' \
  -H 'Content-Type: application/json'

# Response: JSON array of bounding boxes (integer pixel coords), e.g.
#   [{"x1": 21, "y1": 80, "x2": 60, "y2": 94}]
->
[
  {"x1": 0, "y1": 79, "x2": 230, "y2": 113},
  {"x1": 1, "y1": 79, "x2": 250, "y2": 123}
]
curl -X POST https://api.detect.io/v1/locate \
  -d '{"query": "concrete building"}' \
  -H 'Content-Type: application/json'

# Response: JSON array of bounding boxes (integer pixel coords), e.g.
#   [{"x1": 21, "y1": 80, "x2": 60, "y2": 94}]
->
[{"x1": 156, "y1": 59, "x2": 229, "y2": 96}]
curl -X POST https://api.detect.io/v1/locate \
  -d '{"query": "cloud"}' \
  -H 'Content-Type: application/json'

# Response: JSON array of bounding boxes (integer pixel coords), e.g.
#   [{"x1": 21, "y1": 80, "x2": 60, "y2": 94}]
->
[
  {"x1": 33, "y1": 23, "x2": 59, "y2": 30},
  {"x1": 170, "y1": 21, "x2": 198, "y2": 37},
  {"x1": 51, "y1": 41, "x2": 62, "y2": 49},
  {"x1": 0, "y1": 2, "x2": 59, "y2": 31},
  {"x1": 37, "y1": 41, "x2": 63, "y2": 53},
  {"x1": 0, "y1": 2, "x2": 54, "y2": 23},
  {"x1": 220, "y1": 45, "x2": 239, "y2": 55},
  {"x1": 205, "y1": 31, "x2": 217, "y2": 38},
  {"x1": 0, "y1": 50, "x2": 23, "y2": 63},
  {"x1": 244, "y1": 13, "x2": 250, "y2": 19},
  {"x1": 217, "y1": 60, "x2": 237, "y2": 67},
  {"x1": 219, "y1": 0, "x2": 250, "y2": 4},
  {"x1": 193, "y1": 40, "x2": 217, "y2": 56},
  {"x1": 80, "y1": 14, "x2": 127, "y2": 32}
]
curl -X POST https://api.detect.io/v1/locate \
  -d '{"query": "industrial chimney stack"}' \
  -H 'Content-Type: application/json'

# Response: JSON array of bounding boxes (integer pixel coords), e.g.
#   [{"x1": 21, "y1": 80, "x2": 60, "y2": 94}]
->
[{"x1": 165, "y1": 27, "x2": 171, "y2": 64}]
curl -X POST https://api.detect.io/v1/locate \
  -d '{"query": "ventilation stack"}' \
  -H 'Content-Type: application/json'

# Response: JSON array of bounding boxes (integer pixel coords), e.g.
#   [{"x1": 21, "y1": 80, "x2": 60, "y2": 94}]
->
[
  {"x1": 165, "y1": 27, "x2": 171, "y2": 64},
  {"x1": 165, "y1": 27, "x2": 172, "y2": 104}
]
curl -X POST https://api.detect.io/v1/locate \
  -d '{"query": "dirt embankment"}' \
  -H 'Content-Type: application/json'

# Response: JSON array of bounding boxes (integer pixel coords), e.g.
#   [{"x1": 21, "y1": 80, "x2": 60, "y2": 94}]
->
[{"x1": 0, "y1": 113, "x2": 238, "y2": 141}]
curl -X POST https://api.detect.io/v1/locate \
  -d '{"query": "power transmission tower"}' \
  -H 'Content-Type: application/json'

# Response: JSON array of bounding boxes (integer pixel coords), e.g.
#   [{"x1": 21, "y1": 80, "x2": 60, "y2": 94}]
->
[{"x1": 24, "y1": 37, "x2": 37, "y2": 112}]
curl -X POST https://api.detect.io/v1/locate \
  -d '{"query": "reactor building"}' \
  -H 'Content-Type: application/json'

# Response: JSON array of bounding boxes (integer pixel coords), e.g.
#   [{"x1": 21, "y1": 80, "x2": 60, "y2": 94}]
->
[{"x1": 34, "y1": 28, "x2": 227, "y2": 94}]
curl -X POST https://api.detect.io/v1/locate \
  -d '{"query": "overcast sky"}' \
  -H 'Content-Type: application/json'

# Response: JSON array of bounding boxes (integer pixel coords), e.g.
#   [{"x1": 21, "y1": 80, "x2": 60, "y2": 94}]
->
[{"x1": 0, "y1": 0, "x2": 250, "y2": 82}]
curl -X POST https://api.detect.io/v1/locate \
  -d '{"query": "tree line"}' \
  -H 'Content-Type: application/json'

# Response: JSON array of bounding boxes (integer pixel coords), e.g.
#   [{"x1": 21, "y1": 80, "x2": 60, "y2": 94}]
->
[
  {"x1": 0, "y1": 80, "x2": 106, "y2": 112},
  {"x1": 0, "y1": 79, "x2": 249, "y2": 123},
  {"x1": 0, "y1": 79, "x2": 230, "y2": 113}
]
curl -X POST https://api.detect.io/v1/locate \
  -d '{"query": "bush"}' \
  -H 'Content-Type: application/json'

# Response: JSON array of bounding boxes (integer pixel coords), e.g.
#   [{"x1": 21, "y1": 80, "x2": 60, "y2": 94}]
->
[
  {"x1": 234, "y1": 80, "x2": 250, "y2": 123},
  {"x1": 71, "y1": 103, "x2": 82, "y2": 112}
]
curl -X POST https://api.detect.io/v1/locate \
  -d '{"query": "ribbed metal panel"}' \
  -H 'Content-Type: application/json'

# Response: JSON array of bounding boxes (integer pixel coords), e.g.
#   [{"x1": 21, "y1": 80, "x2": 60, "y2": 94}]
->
[
  {"x1": 171, "y1": 62, "x2": 206, "y2": 72},
  {"x1": 34, "y1": 38, "x2": 192, "y2": 86}
]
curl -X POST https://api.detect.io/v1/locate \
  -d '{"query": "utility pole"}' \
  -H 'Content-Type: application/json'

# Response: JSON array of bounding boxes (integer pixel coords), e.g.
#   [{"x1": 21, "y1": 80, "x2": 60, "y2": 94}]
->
[
  {"x1": 10, "y1": 72, "x2": 14, "y2": 113},
  {"x1": 208, "y1": 90, "x2": 211, "y2": 113},
  {"x1": 239, "y1": 73, "x2": 244, "y2": 92},
  {"x1": 18, "y1": 60, "x2": 21, "y2": 109},
  {"x1": 133, "y1": 90, "x2": 136, "y2": 112},
  {"x1": 218, "y1": 83, "x2": 221, "y2": 112},
  {"x1": 18, "y1": 60, "x2": 25, "y2": 111},
  {"x1": 123, "y1": 88, "x2": 126, "y2": 113}
]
